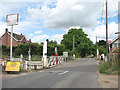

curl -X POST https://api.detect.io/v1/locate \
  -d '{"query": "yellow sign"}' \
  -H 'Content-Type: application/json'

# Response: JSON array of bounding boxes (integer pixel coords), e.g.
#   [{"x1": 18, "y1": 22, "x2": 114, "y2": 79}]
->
[{"x1": 5, "y1": 62, "x2": 20, "y2": 71}]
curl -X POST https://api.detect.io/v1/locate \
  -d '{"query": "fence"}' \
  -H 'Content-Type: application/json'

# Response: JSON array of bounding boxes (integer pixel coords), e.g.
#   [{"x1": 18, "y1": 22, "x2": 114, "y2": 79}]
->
[{"x1": 1, "y1": 55, "x2": 73, "y2": 72}]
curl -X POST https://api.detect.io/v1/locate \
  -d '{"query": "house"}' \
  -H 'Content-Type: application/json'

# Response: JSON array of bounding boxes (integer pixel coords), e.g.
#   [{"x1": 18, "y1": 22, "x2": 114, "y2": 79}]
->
[
  {"x1": 111, "y1": 34, "x2": 120, "y2": 49},
  {"x1": 0, "y1": 28, "x2": 30, "y2": 47}
]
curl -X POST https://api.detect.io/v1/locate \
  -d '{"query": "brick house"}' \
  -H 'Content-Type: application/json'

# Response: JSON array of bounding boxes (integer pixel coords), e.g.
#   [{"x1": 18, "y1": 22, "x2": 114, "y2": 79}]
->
[{"x1": 0, "y1": 28, "x2": 29, "y2": 47}]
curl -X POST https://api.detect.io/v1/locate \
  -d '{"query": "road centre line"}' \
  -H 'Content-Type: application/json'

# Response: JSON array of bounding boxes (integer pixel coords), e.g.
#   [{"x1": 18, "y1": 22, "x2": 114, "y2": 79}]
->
[{"x1": 58, "y1": 71, "x2": 68, "y2": 75}]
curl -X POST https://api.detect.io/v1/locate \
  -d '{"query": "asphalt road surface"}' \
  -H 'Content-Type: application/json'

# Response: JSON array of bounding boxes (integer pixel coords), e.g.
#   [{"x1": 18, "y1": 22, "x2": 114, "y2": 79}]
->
[{"x1": 2, "y1": 56, "x2": 101, "y2": 88}]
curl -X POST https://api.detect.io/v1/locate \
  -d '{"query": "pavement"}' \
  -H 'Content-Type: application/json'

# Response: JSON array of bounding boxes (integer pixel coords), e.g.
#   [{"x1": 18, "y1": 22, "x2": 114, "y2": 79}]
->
[{"x1": 2, "y1": 56, "x2": 102, "y2": 88}]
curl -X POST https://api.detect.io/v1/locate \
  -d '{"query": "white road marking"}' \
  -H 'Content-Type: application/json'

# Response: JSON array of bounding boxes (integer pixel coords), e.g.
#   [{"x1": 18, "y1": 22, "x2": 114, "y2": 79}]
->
[
  {"x1": 20, "y1": 73, "x2": 27, "y2": 76},
  {"x1": 58, "y1": 71, "x2": 68, "y2": 75}
]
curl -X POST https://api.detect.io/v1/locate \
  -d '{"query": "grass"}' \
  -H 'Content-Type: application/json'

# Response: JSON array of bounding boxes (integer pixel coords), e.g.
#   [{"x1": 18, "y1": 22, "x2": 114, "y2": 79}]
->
[{"x1": 99, "y1": 57, "x2": 119, "y2": 75}]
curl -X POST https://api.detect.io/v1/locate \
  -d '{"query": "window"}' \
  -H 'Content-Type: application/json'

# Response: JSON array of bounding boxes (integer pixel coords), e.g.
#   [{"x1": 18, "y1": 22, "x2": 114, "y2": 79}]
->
[{"x1": 114, "y1": 43, "x2": 117, "y2": 48}]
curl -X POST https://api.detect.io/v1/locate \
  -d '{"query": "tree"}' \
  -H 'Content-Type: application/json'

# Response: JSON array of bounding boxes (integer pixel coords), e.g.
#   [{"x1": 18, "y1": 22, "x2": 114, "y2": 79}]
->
[
  {"x1": 97, "y1": 40, "x2": 106, "y2": 48},
  {"x1": 61, "y1": 28, "x2": 94, "y2": 57}
]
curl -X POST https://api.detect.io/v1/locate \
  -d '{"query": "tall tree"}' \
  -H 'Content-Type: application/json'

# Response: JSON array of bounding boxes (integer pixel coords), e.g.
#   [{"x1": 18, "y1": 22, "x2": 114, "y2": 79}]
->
[{"x1": 61, "y1": 28, "x2": 94, "y2": 57}]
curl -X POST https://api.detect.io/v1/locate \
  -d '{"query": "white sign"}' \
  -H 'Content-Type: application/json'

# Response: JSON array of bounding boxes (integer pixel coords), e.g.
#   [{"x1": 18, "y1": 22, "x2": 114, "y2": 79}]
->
[
  {"x1": 63, "y1": 52, "x2": 68, "y2": 57},
  {"x1": 6, "y1": 14, "x2": 19, "y2": 26}
]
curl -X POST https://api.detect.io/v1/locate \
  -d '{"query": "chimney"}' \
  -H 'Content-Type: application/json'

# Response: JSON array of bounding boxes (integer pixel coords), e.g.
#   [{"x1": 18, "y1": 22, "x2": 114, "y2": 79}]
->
[
  {"x1": 21, "y1": 33, "x2": 22, "y2": 36},
  {"x1": 29, "y1": 39, "x2": 31, "y2": 43},
  {"x1": 5, "y1": 28, "x2": 8, "y2": 32}
]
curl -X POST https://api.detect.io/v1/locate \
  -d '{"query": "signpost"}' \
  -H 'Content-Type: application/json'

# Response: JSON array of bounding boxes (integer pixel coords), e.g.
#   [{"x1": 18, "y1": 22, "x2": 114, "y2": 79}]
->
[
  {"x1": 6, "y1": 14, "x2": 19, "y2": 61},
  {"x1": 63, "y1": 52, "x2": 68, "y2": 62}
]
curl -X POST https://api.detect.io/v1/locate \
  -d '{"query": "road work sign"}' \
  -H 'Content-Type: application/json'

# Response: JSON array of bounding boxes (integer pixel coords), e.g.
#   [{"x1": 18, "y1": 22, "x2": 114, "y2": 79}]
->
[{"x1": 5, "y1": 62, "x2": 20, "y2": 71}]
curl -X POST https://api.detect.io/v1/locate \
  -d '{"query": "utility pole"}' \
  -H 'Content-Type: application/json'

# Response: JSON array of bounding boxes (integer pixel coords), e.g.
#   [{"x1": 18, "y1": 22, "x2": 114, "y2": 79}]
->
[
  {"x1": 96, "y1": 36, "x2": 98, "y2": 59},
  {"x1": 96, "y1": 36, "x2": 98, "y2": 47},
  {"x1": 73, "y1": 35, "x2": 75, "y2": 54},
  {"x1": 106, "y1": 0, "x2": 109, "y2": 62},
  {"x1": 73, "y1": 35, "x2": 75, "y2": 59}
]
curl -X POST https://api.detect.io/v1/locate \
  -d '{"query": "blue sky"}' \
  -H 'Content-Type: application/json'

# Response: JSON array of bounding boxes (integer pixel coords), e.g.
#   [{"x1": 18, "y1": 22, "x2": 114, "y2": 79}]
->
[{"x1": 0, "y1": 0, "x2": 119, "y2": 44}]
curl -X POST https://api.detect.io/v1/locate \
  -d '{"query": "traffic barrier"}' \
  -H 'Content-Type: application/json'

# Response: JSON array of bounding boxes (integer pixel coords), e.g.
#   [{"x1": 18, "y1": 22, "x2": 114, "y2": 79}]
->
[{"x1": 47, "y1": 56, "x2": 63, "y2": 67}]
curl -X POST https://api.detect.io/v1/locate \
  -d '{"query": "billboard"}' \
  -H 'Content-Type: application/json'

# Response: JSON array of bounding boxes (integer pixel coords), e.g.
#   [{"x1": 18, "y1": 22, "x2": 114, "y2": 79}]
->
[{"x1": 6, "y1": 14, "x2": 19, "y2": 26}]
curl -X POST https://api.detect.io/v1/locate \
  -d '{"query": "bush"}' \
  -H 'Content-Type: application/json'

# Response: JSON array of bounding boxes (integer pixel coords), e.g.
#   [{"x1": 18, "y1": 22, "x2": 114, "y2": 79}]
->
[{"x1": 99, "y1": 61, "x2": 110, "y2": 73}]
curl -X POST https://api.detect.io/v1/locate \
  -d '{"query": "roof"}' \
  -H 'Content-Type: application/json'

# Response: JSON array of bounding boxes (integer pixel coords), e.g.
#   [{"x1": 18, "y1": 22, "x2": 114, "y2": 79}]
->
[
  {"x1": 8, "y1": 32, "x2": 24, "y2": 41},
  {"x1": 111, "y1": 34, "x2": 120, "y2": 44}
]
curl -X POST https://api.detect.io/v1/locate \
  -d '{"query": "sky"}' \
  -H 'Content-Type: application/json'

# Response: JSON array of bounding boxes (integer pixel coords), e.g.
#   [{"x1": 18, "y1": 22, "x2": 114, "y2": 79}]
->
[{"x1": 0, "y1": 0, "x2": 119, "y2": 44}]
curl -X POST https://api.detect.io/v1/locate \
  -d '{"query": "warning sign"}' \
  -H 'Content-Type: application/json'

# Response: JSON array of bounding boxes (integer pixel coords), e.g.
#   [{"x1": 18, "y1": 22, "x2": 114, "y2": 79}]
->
[{"x1": 5, "y1": 62, "x2": 20, "y2": 71}]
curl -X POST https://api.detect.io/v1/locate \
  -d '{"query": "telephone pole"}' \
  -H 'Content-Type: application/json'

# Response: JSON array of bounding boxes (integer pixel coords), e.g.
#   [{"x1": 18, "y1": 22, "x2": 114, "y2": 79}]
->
[
  {"x1": 106, "y1": 0, "x2": 108, "y2": 61},
  {"x1": 73, "y1": 35, "x2": 75, "y2": 59},
  {"x1": 73, "y1": 35, "x2": 75, "y2": 54}
]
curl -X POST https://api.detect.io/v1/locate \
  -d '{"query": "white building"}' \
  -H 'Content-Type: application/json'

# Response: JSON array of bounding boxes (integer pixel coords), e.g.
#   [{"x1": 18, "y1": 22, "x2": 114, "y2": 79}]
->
[{"x1": 111, "y1": 34, "x2": 120, "y2": 48}]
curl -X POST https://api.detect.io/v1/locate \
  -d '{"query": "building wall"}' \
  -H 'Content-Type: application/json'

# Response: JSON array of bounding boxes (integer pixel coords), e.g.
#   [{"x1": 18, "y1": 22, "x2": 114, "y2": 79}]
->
[
  {"x1": 20, "y1": 37, "x2": 27, "y2": 45},
  {"x1": 0, "y1": 31, "x2": 27, "y2": 47},
  {"x1": 6, "y1": 34, "x2": 20, "y2": 47},
  {"x1": 112, "y1": 39, "x2": 120, "y2": 49},
  {"x1": 0, "y1": 32, "x2": 8, "y2": 46}
]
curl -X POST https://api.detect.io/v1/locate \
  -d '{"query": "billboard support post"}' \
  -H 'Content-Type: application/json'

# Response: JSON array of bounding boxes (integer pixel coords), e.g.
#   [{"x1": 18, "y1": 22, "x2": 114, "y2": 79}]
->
[
  {"x1": 6, "y1": 14, "x2": 19, "y2": 62},
  {"x1": 10, "y1": 25, "x2": 13, "y2": 61}
]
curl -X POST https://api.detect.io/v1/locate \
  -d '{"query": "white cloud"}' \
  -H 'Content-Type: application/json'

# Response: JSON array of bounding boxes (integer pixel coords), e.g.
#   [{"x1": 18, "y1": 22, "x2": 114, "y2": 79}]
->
[
  {"x1": 83, "y1": 22, "x2": 118, "y2": 44},
  {"x1": 0, "y1": 0, "x2": 57, "y2": 2},
  {"x1": 51, "y1": 34, "x2": 64, "y2": 44},
  {"x1": 27, "y1": 6, "x2": 51, "y2": 21},
  {"x1": 31, "y1": 34, "x2": 49, "y2": 43},
  {"x1": 34, "y1": 30, "x2": 42, "y2": 34},
  {"x1": 28, "y1": 33, "x2": 33, "y2": 37},
  {"x1": 65, "y1": 26, "x2": 81, "y2": 33},
  {"x1": 44, "y1": 0, "x2": 118, "y2": 30},
  {"x1": 71, "y1": 4, "x2": 84, "y2": 10},
  {"x1": 0, "y1": 22, "x2": 10, "y2": 36},
  {"x1": 30, "y1": 33, "x2": 63, "y2": 44},
  {"x1": 0, "y1": 0, "x2": 118, "y2": 45}
]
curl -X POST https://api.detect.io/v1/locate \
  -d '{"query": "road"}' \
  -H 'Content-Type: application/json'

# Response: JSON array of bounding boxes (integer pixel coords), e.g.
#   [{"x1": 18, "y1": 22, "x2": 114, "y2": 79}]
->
[{"x1": 2, "y1": 56, "x2": 101, "y2": 88}]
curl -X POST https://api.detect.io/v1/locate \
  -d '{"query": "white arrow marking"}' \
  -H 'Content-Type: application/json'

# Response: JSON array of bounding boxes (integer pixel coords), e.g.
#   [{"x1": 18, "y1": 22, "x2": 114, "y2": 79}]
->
[{"x1": 58, "y1": 71, "x2": 68, "y2": 75}]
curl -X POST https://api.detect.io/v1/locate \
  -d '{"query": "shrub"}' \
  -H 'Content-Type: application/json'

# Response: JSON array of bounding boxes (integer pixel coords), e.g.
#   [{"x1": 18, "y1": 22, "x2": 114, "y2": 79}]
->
[{"x1": 99, "y1": 61, "x2": 110, "y2": 73}]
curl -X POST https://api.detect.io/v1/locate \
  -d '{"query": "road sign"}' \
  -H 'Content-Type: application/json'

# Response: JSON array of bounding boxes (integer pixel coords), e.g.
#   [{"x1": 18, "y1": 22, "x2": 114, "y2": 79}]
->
[
  {"x1": 5, "y1": 62, "x2": 20, "y2": 71},
  {"x1": 107, "y1": 40, "x2": 111, "y2": 45},
  {"x1": 63, "y1": 52, "x2": 68, "y2": 58}
]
